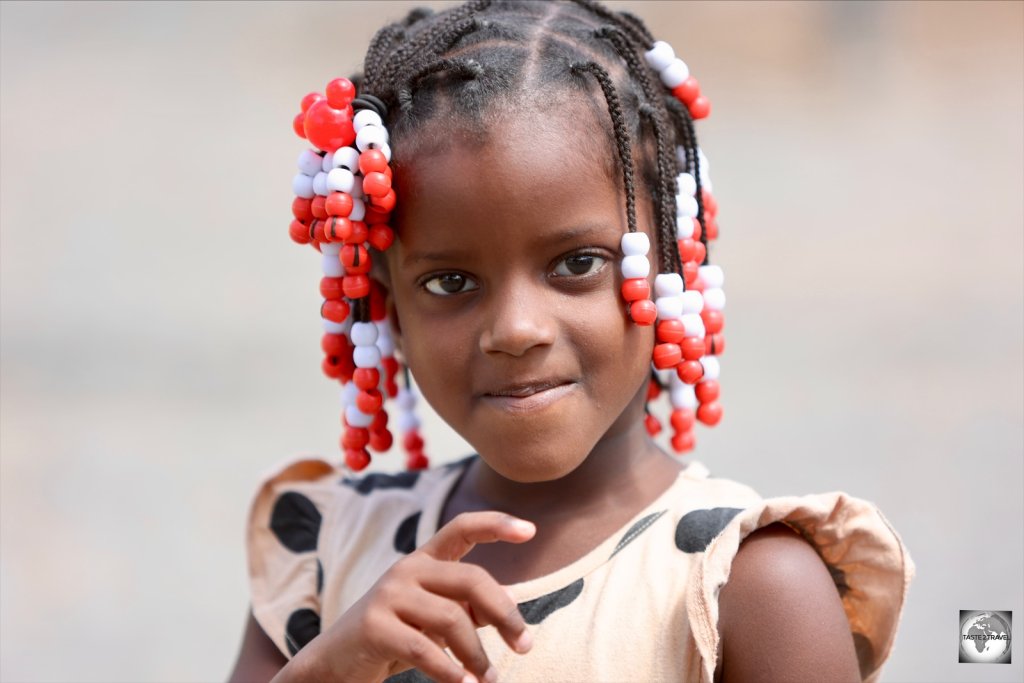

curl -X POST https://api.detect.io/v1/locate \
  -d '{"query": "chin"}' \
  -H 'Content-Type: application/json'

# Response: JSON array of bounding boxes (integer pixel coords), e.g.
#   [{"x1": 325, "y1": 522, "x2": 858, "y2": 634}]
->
[{"x1": 475, "y1": 433, "x2": 593, "y2": 483}]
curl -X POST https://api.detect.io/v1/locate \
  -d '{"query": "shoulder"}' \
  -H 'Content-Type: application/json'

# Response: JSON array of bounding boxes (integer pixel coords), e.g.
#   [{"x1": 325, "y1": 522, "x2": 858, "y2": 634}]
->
[{"x1": 716, "y1": 523, "x2": 860, "y2": 683}]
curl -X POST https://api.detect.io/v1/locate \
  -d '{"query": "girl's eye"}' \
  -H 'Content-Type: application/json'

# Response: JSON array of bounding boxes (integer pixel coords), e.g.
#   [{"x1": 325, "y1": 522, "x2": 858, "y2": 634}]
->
[
  {"x1": 553, "y1": 254, "x2": 606, "y2": 277},
  {"x1": 423, "y1": 273, "x2": 479, "y2": 296}
]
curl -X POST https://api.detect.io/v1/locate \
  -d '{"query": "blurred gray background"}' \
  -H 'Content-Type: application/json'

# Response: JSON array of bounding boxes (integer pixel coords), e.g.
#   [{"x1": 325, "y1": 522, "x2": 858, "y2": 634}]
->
[{"x1": 1, "y1": 1, "x2": 1021, "y2": 681}]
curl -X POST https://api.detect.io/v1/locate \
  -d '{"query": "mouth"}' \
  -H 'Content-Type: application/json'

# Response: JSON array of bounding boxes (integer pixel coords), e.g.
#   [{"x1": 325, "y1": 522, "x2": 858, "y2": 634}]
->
[{"x1": 479, "y1": 379, "x2": 578, "y2": 414}]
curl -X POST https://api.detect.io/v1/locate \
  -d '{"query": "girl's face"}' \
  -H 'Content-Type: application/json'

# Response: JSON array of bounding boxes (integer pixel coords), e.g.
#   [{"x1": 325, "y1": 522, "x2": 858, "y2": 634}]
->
[{"x1": 386, "y1": 104, "x2": 656, "y2": 483}]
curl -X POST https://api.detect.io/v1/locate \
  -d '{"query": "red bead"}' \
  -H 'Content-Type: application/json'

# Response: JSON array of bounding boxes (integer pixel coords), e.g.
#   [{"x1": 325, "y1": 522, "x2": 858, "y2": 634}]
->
[
  {"x1": 693, "y1": 241, "x2": 706, "y2": 264},
  {"x1": 697, "y1": 400, "x2": 723, "y2": 426},
  {"x1": 289, "y1": 219, "x2": 311, "y2": 244},
  {"x1": 304, "y1": 100, "x2": 355, "y2": 152},
  {"x1": 680, "y1": 336, "x2": 705, "y2": 361},
  {"x1": 403, "y1": 430, "x2": 424, "y2": 452},
  {"x1": 321, "y1": 299, "x2": 350, "y2": 323},
  {"x1": 370, "y1": 188, "x2": 397, "y2": 213},
  {"x1": 322, "y1": 355, "x2": 345, "y2": 379},
  {"x1": 342, "y1": 427, "x2": 370, "y2": 450},
  {"x1": 359, "y1": 149, "x2": 389, "y2": 175},
  {"x1": 341, "y1": 244, "x2": 371, "y2": 274},
  {"x1": 368, "y1": 224, "x2": 395, "y2": 252},
  {"x1": 325, "y1": 191, "x2": 353, "y2": 218},
  {"x1": 406, "y1": 451, "x2": 429, "y2": 470},
  {"x1": 320, "y1": 276, "x2": 344, "y2": 300},
  {"x1": 321, "y1": 333, "x2": 347, "y2": 356},
  {"x1": 677, "y1": 360, "x2": 704, "y2": 385},
  {"x1": 383, "y1": 356, "x2": 399, "y2": 378},
  {"x1": 371, "y1": 410, "x2": 389, "y2": 432},
  {"x1": 695, "y1": 380, "x2": 720, "y2": 404},
  {"x1": 324, "y1": 216, "x2": 352, "y2": 242},
  {"x1": 701, "y1": 309, "x2": 724, "y2": 334},
  {"x1": 311, "y1": 220, "x2": 327, "y2": 243},
  {"x1": 671, "y1": 431, "x2": 695, "y2": 453},
  {"x1": 670, "y1": 408, "x2": 695, "y2": 432},
  {"x1": 345, "y1": 448, "x2": 371, "y2": 471},
  {"x1": 678, "y1": 238, "x2": 696, "y2": 262},
  {"x1": 683, "y1": 261, "x2": 700, "y2": 284},
  {"x1": 292, "y1": 112, "x2": 306, "y2": 139},
  {"x1": 292, "y1": 197, "x2": 314, "y2": 223},
  {"x1": 704, "y1": 333, "x2": 725, "y2": 355},
  {"x1": 653, "y1": 343, "x2": 682, "y2": 370},
  {"x1": 325, "y1": 78, "x2": 356, "y2": 109},
  {"x1": 689, "y1": 95, "x2": 711, "y2": 120},
  {"x1": 687, "y1": 274, "x2": 705, "y2": 292},
  {"x1": 347, "y1": 221, "x2": 368, "y2": 245},
  {"x1": 691, "y1": 217, "x2": 702, "y2": 241},
  {"x1": 369, "y1": 281, "x2": 387, "y2": 321},
  {"x1": 702, "y1": 190, "x2": 718, "y2": 217},
  {"x1": 369, "y1": 428, "x2": 393, "y2": 452},
  {"x1": 629, "y1": 299, "x2": 658, "y2": 325},
  {"x1": 362, "y1": 171, "x2": 391, "y2": 199},
  {"x1": 353, "y1": 367, "x2": 380, "y2": 391},
  {"x1": 300, "y1": 92, "x2": 324, "y2": 114},
  {"x1": 357, "y1": 389, "x2": 384, "y2": 414},
  {"x1": 364, "y1": 205, "x2": 391, "y2": 225},
  {"x1": 646, "y1": 378, "x2": 661, "y2": 401},
  {"x1": 645, "y1": 413, "x2": 662, "y2": 436},
  {"x1": 621, "y1": 278, "x2": 650, "y2": 302},
  {"x1": 385, "y1": 380, "x2": 399, "y2": 398},
  {"x1": 311, "y1": 196, "x2": 328, "y2": 220},
  {"x1": 672, "y1": 76, "x2": 700, "y2": 105},
  {"x1": 705, "y1": 218, "x2": 719, "y2": 241},
  {"x1": 657, "y1": 319, "x2": 686, "y2": 344},
  {"x1": 343, "y1": 274, "x2": 370, "y2": 299}
]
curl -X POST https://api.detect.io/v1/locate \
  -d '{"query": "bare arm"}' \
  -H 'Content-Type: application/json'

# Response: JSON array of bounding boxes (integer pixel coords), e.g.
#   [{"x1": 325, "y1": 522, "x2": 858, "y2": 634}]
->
[
  {"x1": 227, "y1": 610, "x2": 287, "y2": 683},
  {"x1": 717, "y1": 523, "x2": 861, "y2": 683}
]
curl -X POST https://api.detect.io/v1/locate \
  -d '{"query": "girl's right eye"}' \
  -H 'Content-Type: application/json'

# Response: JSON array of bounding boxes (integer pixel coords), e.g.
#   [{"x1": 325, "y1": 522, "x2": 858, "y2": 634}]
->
[{"x1": 422, "y1": 273, "x2": 479, "y2": 296}]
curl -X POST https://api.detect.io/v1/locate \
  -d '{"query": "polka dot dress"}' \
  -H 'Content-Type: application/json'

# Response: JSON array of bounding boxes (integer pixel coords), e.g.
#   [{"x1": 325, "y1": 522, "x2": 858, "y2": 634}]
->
[{"x1": 246, "y1": 457, "x2": 913, "y2": 682}]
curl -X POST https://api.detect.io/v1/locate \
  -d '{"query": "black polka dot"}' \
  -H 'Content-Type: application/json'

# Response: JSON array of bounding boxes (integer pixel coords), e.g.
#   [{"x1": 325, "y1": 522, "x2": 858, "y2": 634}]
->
[
  {"x1": 285, "y1": 608, "x2": 320, "y2": 656},
  {"x1": 610, "y1": 510, "x2": 667, "y2": 558},
  {"x1": 270, "y1": 492, "x2": 322, "y2": 553},
  {"x1": 852, "y1": 632, "x2": 873, "y2": 678},
  {"x1": 394, "y1": 511, "x2": 421, "y2": 554},
  {"x1": 343, "y1": 471, "x2": 420, "y2": 495},
  {"x1": 384, "y1": 670, "x2": 432, "y2": 683},
  {"x1": 674, "y1": 507, "x2": 742, "y2": 553},
  {"x1": 518, "y1": 579, "x2": 584, "y2": 625},
  {"x1": 316, "y1": 559, "x2": 324, "y2": 595}
]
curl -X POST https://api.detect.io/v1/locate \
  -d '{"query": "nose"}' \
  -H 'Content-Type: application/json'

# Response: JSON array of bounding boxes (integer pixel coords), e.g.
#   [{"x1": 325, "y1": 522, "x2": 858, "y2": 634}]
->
[{"x1": 478, "y1": 278, "x2": 557, "y2": 357}]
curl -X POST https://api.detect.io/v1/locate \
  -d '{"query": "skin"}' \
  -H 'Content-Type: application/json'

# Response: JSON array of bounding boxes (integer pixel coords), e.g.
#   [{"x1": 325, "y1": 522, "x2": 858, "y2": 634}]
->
[{"x1": 228, "y1": 100, "x2": 861, "y2": 682}]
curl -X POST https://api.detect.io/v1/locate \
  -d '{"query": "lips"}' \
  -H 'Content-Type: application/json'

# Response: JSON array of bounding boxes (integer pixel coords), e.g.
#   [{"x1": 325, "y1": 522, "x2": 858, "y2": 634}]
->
[{"x1": 479, "y1": 379, "x2": 578, "y2": 413}]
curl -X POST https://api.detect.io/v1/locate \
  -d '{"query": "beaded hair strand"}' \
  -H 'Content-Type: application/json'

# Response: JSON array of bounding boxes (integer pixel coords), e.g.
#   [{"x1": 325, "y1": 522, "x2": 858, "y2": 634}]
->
[{"x1": 286, "y1": 0, "x2": 726, "y2": 472}]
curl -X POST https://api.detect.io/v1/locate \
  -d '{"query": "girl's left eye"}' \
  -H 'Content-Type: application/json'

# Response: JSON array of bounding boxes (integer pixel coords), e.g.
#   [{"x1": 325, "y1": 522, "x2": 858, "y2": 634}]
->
[
  {"x1": 423, "y1": 273, "x2": 479, "y2": 296},
  {"x1": 553, "y1": 254, "x2": 607, "y2": 277}
]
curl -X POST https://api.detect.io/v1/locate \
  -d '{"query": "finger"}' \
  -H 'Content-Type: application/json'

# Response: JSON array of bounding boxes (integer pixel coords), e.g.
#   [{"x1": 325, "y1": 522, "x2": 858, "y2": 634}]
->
[
  {"x1": 386, "y1": 618, "x2": 478, "y2": 683},
  {"x1": 419, "y1": 559, "x2": 532, "y2": 654},
  {"x1": 395, "y1": 591, "x2": 495, "y2": 682},
  {"x1": 421, "y1": 511, "x2": 536, "y2": 562}
]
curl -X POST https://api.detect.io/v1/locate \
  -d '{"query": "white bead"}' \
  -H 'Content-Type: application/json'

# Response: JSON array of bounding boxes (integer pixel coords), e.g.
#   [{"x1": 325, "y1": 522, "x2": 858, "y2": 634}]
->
[
  {"x1": 321, "y1": 242, "x2": 342, "y2": 256},
  {"x1": 397, "y1": 411, "x2": 420, "y2": 433},
  {"x1": 703, "y1": 287, "x2": 726, "y2": 311},
  {"x1": 701, "y1": 174, "x2": 713, "y2": 193},
  {"x1": 620, "y1": 231, "x2": 650, "y2": 256},
  {"x1": 699, "y1": 265, "x2": 724, "y2": 289},
  {"x1": 654, "y1": 273, "x2": 683, "y2": 297},
  {"x1": 681, "y1": 313, "x2": 705, "y2": 338},
  {"x1": 356, "y1": 125, "x2": 388, "y2": 152},
  {"x1": 349, "y1": 197, "x2": 366, "y2": 222},
  {"x1": 353, "y1": 109, "x2": 382, "y2": 132},
  {"x1": 345, "y1": 405, "x2": 375, "y2": 428},
  {"x1": 350, "y1": 322, "x2": 379, "y2": 347},
  {"x1": 379, "y1": 143, "x2": 392, "y2": 163},
  {"x1": 700, "y1": 355, "x2": 720, "y2": 381},
  {"x1": 660, "y1": 58, "x2": 690, "y2": 88},
  {"x1": 321, "y1": 253, "x2": 343, "y2": 277},
  {"x1": 323, "y1": 319, "x2": 347, "y2": 335},
  {"x1": 321, "y1": 150, "x2": 334, "y2": 173},
  {"x1": 676, "y1": 194, "x2": 698, "y2": 218},
  {"x1": 697, "y1": 147, "x2": 710, "y2": 172},
  {"x1": 327, "y1": 168, "x2": 355, "y2": 194},
  {"x1": 298, "y1": 150, "x2": 322, "y2": 177},
  {"x1": 350, "y1": 175, "x2": 364, "y2": 200},
  {"x1": 332, "y1": 146, "x2": 360, "y2": 172},
  {"x1": 656, "y1": 295, "x2": 683, "y2": 320},
  {"x1": 621, "y1": 254, "x2": 650, "y2": 279},
  {"x1": 340, "y1": 382, "x2": 359, "y2": 406},
  {"x1": 353, "y1": 345, "x2": 381, "y2": 369},
  {"x1": 396, "y1": 387, "x2": 416, "y2": 410},
  {"x1": 677, "y1": 172, "x2": 696, "y2": 197},
  {"x1": 292, "y1": 173, "x2": 314, "y2": 199},
  {"x1": 680, "y1": 291, "x2": 704, "y2": 315},
  {"x1": 312, "y1": 171, "x2": 329, "y2": 197},
  {"x1": 376, "y1": 333, "x2": 395, "y2": 357},
  {"x1": 644, "y1": 41, "x2": 676, "y2": 72},
  {"x1": 676, "y1": 215, "x2": 695, "y2": 239},
  {"x1": 669, "y1": 375, "x2": 697, "y2": 409}
]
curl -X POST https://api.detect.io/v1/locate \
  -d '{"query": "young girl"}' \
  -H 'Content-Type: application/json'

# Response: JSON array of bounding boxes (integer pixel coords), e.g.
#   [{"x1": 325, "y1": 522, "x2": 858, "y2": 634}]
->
[{"x1": 231, "y1": 2, "x2": 913, "y2": 681}]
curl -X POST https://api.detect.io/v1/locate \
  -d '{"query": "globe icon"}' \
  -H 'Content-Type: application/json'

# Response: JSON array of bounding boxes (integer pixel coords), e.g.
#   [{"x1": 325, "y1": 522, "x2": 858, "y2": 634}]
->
[{"x1": 960, "y1": 612, "x2": 1011, "y2": 663}]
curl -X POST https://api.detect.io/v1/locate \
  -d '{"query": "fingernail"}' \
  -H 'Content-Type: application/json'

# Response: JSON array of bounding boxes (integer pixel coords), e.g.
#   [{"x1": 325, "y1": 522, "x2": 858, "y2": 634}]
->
[
  {"x1": 483, "y1": 666, "x2": 498, "y2": 683},
  {"x1": 508, "y1": 519, "x2": 535, "y2": 534},
  {"x1": 514, "y1": 629, "x2": 533, "y2": 654},
  {"x1": 462, "y1": 675, "x2": 478, "y2": 683}
]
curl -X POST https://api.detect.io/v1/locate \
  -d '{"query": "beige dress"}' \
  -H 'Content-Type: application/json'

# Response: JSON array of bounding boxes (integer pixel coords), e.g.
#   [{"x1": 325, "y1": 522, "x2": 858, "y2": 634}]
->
[{"x1": 246, "y1": 455, "x2": 913, "y2": 682}]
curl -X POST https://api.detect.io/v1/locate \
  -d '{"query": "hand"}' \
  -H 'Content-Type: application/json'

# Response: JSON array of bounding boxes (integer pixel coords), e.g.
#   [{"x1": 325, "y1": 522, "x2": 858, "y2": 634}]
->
[{"x1": 284, "y1": 511, "x2": 536, "y2": 683}]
